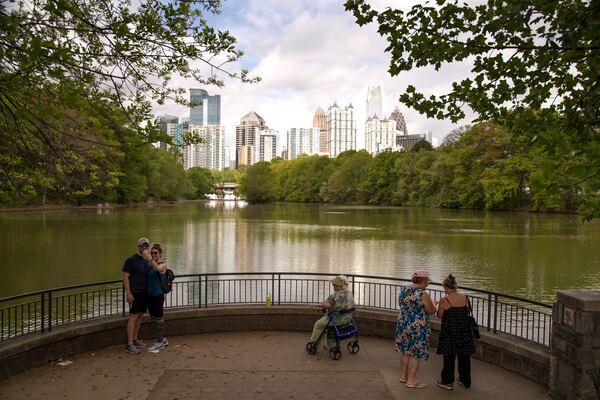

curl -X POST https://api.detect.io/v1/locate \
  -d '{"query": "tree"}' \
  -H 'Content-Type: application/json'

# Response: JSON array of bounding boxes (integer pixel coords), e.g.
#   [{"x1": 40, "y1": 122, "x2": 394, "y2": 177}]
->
[
  {"x1": 411, "y1": 139, "x2": 433, "y2": 152},
  {"x1": 240, "y1": 162, "x2": 275, "y2": 204},
  {"x1": 0, "y1": 0, "x2": 258, "y2": 202},
  {"x1": 345, "y1": 0, "x2": 599, "y2": 219},
  {"x1": 187, "y1": 167, "x2": 215, "y2": 198}
]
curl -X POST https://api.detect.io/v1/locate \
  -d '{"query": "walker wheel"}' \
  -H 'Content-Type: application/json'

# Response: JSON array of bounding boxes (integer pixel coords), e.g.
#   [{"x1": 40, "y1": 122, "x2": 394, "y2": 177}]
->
[
  {"x1": 306, "y1": 342, "x2": 317, "y2": 355},
  {"x1": 347, "y1": 341, "x2": 360, "y2": 354},
  {"x1": 329, "y1": 347, "x2": 342, "y2": 361}
]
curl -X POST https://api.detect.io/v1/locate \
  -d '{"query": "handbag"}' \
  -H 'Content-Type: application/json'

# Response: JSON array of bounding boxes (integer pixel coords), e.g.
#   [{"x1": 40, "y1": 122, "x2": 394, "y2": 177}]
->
[{"x1": 467, "y1": 298, "x2": 481, "y2": 339}]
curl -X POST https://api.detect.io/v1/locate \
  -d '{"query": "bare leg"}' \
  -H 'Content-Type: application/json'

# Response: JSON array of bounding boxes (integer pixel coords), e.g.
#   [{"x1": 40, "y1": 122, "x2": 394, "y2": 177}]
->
[
  {"x1": 400, "y1": 354, "x2": 409, "y2": 382},
  {"x1": 406, "y1": 356, "x2": 422, "y2": 386},
  {"x1": 133, "y1": 313, "x2": 143, "y2": 341},
  {"x1": 127, "y1": 313, "x2": 141, "y2": 345}
]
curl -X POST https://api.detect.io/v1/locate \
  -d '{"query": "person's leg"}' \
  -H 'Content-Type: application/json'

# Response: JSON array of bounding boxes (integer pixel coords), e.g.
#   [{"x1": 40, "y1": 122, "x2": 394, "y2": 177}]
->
[
  {"x1": 132, "y1": 293, "x2": 147, "y2": 341},
  {"x1": 133, "y1": 312, "x2": 143, "y2": 341},
  {"x1": 440, "y1": 353, "x2": 456, "y2": 384},
  {"x1": 406, "y1": 356, "x2": 422, "y2": 386},
  {"x1": 457, "y1": 353, "x2": 471, "y2": 387},
  {"x1": 148, "y1": 295, "x2": 165, "y2": 342},
  {"x1": 126, "y1": 313, "x2": 140, "y2": 345},
  {"x1": 309, "y1": 315, "x2": 329, "y2": 343},
  {"x1": 400, "y1": 354, "x2": 410, "y2": 382}
]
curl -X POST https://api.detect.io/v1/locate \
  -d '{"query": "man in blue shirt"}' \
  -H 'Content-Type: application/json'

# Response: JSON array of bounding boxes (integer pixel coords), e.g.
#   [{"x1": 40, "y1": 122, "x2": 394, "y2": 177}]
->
[{"x1": 122, "y1": 237, "x2": 152, "y2": 354}]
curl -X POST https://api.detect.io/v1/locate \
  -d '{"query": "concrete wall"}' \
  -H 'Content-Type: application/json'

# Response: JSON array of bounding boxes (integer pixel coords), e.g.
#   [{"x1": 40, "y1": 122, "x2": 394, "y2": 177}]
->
[{"x1": 0, "y1": 305, "x2": 550, "y2": 384}]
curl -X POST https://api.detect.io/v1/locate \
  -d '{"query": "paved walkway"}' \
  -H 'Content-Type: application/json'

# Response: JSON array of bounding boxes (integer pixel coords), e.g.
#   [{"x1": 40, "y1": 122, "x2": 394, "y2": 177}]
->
[{"x1": 1, "y1": 331, "x2": 550, "y2": 400}]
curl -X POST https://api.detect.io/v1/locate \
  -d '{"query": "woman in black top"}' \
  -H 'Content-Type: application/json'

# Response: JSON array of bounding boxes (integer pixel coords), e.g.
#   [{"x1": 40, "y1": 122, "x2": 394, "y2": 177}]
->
[{"x1": 436, "y1": 274, "x2": 475, "y2": 390}]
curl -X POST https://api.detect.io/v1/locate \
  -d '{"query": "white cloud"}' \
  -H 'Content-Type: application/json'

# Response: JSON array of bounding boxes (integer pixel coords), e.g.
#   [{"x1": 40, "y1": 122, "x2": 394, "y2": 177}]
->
[{"x1": 153, "y1": 0, "x2": 476, "y2": 150}]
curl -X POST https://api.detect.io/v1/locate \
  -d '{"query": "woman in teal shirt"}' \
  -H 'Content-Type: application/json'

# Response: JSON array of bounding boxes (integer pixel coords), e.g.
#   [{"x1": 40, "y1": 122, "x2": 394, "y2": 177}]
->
[{"x1": 147, "y1": 244, "x2": 168, "y2": 352}]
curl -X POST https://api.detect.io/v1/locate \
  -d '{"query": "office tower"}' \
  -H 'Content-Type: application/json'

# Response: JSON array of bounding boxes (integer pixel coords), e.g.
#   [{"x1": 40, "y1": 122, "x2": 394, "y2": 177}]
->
[
  {"x1": 389, "y1": 106, "x2": 408, "y2": 135},
  {"x1": 366, "y1": 85, "x2": 382, "y2": 119},
  {"x1": 157, "y1": 115, "x2": 179, "y2": 150},
  {"x1": 312, "y1": 107, "x2": 327, "y2": 153},
  {"x1": 326, "y1": 102, "x2": 356, "y2": 158},
  {"x1": 258, "y1": 129, "x2": 279, "y2": 162},
  {"x1": 426, "y1": 129, "x2": 433, "y2": 144},
  {"x1": 189, "y1": 89, "x2": 221, "y2": 125},
  {"x1": 396, "y1": 133, "x2": 427, "y2": 150},
  {"x1": 365, "y1": 116, "x2": 398, "y2": 154},
  {"x1": 235, "y1": 111, "x2": 266, "y2": 167},
  {"x1": 182, "y1": 125, "x2": 225, "y2": 170},
  {"x1": 286, "y1": 128, "x2": 320, "y2": 160}
]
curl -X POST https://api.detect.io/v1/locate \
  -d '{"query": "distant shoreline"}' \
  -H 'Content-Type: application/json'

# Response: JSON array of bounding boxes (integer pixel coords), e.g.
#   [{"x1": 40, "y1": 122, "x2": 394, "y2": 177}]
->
[{"x1": 0, "y1": 199, "x2": 207, "y2": 213}]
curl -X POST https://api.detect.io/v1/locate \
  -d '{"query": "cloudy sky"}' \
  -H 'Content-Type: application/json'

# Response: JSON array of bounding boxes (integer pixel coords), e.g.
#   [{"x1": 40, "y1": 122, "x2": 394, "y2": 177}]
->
[{"x1": 152, "y1": 0, "x2": 476, "y2": 149}]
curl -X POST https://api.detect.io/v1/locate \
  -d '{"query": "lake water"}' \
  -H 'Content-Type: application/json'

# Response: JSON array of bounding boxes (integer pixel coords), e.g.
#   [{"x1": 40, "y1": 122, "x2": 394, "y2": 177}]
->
[{"x1": 1, "y1": 202, "x2": 599, "y2": 302}]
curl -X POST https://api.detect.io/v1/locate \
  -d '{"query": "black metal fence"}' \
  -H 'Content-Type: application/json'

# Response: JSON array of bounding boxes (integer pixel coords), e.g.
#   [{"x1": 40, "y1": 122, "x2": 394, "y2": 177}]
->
[{"x1": 0, "y1": 273, "x2": 553, "y2": 346}]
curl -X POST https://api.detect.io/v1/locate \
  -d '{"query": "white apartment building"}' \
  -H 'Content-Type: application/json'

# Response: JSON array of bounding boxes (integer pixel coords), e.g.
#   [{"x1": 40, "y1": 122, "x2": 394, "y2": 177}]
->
[
  {"x1": 365, "y1": 116, "x2": 398, "y2": 154},
  {"x1": 366, "y1": 85, "x2": 382, "y2": 119},
  {"x1": 257, "y1": 129, "x2": 279, "y2": 162},
  {"x1": 182, "y1": 124, "x2": 225, "y2": 170},
  {"x1": 286, "y1": 128, "x2": 320, "y2": 160},
  {"x1": 326, "y1": 102, "x2": 356, "y2": 158}
]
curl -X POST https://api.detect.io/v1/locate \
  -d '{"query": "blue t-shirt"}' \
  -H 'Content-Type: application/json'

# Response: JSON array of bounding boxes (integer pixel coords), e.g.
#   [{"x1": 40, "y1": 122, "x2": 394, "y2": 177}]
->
[
  {"x1": 147, "y1": 263, "x2": 167, "y2": 296},
  {"x1": 122, "y1": 253, "x2": 150, "y2": 294}
]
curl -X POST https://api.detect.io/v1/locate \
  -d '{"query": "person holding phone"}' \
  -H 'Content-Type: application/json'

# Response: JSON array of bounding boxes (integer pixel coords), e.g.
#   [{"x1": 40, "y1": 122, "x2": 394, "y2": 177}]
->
[
  {"x1": 147, "y1": 243, "x2": 169, "y2": 353},
  {"x1": 122, "y1": 237, "x2": 152, "y2": 355}
]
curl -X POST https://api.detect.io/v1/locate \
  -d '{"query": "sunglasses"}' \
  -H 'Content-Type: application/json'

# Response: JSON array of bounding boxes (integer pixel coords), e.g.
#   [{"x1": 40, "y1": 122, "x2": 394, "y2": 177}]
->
[{"x1": 151, "y1": 251, "x2": 159, "y2": 255}]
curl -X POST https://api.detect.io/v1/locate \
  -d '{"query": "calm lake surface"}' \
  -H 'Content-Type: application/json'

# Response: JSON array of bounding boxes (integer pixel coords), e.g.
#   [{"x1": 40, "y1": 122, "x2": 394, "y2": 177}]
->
[{"x1": 1, "y1": 202, "x2": 599, "y2": 302}]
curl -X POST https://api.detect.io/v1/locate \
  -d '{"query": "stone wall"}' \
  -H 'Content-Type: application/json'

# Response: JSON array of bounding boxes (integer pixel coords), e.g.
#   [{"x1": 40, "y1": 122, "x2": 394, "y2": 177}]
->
[{"x1": 0, "y1": 304, "x2": 550, "y2": 385}]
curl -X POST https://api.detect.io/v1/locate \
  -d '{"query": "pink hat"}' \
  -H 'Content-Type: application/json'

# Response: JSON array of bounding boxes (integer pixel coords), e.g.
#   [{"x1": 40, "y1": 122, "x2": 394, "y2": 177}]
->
[{"x1": 413, "y1": 269, "x2": 430, "y2": 279}]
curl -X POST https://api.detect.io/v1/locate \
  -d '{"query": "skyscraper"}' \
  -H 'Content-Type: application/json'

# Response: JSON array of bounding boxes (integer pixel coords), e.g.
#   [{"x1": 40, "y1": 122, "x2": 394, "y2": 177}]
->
[
  {"x1": 182, "y1": 125, "x2": 225, "y2": 170},
  {"x1": 366, "y1": 85, "x2": 382, "y2": 119},
  {"x1": 258, "y1": 129, "x2": 279, "y2": 162},
  {"x1": 287, "y1": 128, "x2": 320, "y2": 159},
  {"x1": 326, "y1": 102, "x2": 356, "y2": 158},
  {"x1": 157, "y1": 114, "x2": 179, "y2": 150},
  {"x1": 389, "y1": 106, "x2": 408, "y2": 135},
  {"x1": 365, "y1": 116, "x2": 398, "y2": 154},
  {"x1": 235, "y1": 111, "x2": 266, "y2": 167},
  {"x1": 312, "y1": 107, "x2": 327, "y2": 153},
  {"x1": 189, "y1": 89, "x2": 221, "y2": 125}
]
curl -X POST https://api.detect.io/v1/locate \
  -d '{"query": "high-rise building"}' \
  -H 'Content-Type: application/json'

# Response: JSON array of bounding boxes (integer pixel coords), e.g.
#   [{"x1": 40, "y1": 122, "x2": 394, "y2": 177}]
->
[
  {"x1": 326, "y1": 102, "x2": 356, "y2": 158},
  {"x1": 287, "y1": 128, "x2": 320, "y2": 160},
  {"x1": 389, "y1": 106, "x2": 408, "y2": 135},
  {"x1": 235, "y1": 111, "x2": 266, "y2": 167},
  {"x1": 157, "y1": 115, "x2": 179, "y2": 150},
  {"x1": 397, "y1": 133, "x2": 427, "y2": 150},
  {"x1": 258, "y1": 129, "x2": 279, "y2": 162},
  {"x1": 189, "y1": 89, "x2": 221, "y2": 125},
  {"x1": 365, "y1": 116, "x2": 398, "y2": 154},
  {"x1": 366, "y1": 85, "x2": 382, "y2": 119},
  {"x1": 182, "y1": 124, "x2": 225, "y2": 170},
  {"x1": 312, "y1": 107, "x2": 327, "y2": 153}
]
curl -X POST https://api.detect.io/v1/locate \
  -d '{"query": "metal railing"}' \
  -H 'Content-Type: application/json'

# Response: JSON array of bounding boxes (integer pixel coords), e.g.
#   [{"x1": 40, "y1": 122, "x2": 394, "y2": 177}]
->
[{"x1": 0, "y1": 272, "x2": 553, "y2": 346}]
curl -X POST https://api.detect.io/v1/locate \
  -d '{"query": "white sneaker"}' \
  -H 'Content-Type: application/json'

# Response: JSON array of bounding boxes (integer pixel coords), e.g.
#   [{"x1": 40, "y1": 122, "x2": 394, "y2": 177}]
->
[{"x1": 148, "y1": 338, "x2": 169, "y2": 353}]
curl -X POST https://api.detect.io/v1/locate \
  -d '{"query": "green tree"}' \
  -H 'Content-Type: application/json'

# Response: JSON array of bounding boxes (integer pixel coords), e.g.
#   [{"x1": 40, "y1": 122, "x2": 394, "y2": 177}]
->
[
  {"x1": 345, "y1": 0, "x2": 600, "y2": 219},
  {"x1": 411, "y1": 139, "x2": 433, "y2": 152},
  {"x1": 240, "y1": 162, "x2": 275, "y2": 204},
  {"x1": 1, "y1": 0, "x2": 258, "y2": 203},
  {"x1": 323, "y1": 150, "x2": 372, "y2": 203},
  {"x1": 187, "y1": 167, "x2": 215, "y2": 198}
]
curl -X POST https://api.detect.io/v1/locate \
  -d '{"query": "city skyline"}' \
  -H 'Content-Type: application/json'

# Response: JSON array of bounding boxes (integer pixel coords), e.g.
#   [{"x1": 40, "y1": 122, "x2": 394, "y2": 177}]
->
[{"x1": 152, "y1": 1, "x2": 474, "y2": 151}]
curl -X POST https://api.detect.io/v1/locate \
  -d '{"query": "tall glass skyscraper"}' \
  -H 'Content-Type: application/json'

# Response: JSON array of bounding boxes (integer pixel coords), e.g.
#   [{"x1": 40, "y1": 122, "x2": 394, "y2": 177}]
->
[
  {"x1": 366, "y1": 85, "x2": 382, "y2": 119},
  {"x1": 190, "y1": 89, "x2": 221, "y2": 125}
]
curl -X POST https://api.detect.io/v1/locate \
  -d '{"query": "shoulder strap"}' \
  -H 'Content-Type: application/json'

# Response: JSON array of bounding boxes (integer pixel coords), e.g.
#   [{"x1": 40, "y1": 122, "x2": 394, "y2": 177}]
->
[
  {"x1": 444, "y1": 296, "x2": 453, "y2": 307},
  {"x1": 467, "y1": 296, "x2": 473, "y2": 315}
]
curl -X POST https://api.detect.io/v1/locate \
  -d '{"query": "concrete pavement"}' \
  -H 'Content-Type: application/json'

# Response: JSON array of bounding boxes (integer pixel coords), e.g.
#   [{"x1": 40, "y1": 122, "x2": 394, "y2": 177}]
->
[{"x1": 0, "y1": 331, "x2": 550, "y2": 400}]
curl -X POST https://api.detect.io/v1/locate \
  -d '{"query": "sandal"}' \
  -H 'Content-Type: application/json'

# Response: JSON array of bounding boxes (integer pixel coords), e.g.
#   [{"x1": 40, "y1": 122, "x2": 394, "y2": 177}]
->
[
  {"x1": 400, "y1": 378, "x2": 407, "y2": 383},
  {"x1": 405, "y1": 382, "x2": 427, "y2": 389}
]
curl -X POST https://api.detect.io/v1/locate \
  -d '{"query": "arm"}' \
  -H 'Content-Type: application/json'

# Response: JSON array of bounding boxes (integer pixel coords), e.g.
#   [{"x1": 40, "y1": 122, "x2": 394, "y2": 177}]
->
[
  {"x1": 320, "y1": 299, "x2": 333, "y2": 309},
  {"x1": 150, "y1": 260, "x2": 166, "y2": 274},
  {"x1": 436, "y1": 297, "x2": 449, "y2": 319},
  {"x1": 422, "y1": 292, "x2": 436, "y2": 314},
  {"x1": 122, "y1": 271, "x2": 133, "y2": 304}
]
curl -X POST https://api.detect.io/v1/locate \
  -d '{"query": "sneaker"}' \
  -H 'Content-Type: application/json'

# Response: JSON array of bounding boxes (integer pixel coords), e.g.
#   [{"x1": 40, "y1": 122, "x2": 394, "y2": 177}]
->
[
  {"x1": 132, "y1": 339, "x2": 146, "y2": 347},
  {"x1": 148, "y1": 338, "x2": 169, "y2": 353},
  {"x1": 456, "y1": 380, "x2": 470, "y2": 388},
  {"x1": 124, "y1": 344, "x2": 140, "y2": 355},
  {"x1": 437, "y1": 381, "x2": 454, "y2": 390}
]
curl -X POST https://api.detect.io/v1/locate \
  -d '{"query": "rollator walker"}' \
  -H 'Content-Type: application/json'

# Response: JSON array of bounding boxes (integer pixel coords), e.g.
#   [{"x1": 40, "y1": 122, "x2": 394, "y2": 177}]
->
[{"x1": 305, "y1": 308, "x2": 360, "y2": 360}]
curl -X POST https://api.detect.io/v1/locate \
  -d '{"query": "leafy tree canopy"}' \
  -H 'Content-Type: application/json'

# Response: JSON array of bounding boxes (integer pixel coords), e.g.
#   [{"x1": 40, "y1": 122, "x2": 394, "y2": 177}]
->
[{"x1": 345, "y1": 0, "x2": 599, "y2": 219}]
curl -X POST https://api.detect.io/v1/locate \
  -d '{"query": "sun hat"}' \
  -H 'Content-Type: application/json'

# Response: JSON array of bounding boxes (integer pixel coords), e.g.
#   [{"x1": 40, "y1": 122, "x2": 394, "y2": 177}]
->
[
  {"x1": 330, "y1": 275, "x2": 349, "y2": 287},
  {"x1": 413, "y1": 269, "x2": 430, "y2": 279},
  {"x1": 137, "y1": 237, "x2": 150, "y2": 247}
]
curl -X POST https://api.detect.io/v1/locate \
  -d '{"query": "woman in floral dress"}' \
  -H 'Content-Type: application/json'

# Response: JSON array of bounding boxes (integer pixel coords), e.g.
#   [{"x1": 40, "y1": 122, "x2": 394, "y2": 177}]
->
[{"x1": 395, "y1": 269, "x2": 436, "y2": 389}]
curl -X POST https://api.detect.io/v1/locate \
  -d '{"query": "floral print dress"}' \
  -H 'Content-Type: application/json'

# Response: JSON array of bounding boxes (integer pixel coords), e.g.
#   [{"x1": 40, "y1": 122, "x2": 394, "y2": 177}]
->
[{"x1": 394, "y1": 286, "x2": 431, "y2": 360}]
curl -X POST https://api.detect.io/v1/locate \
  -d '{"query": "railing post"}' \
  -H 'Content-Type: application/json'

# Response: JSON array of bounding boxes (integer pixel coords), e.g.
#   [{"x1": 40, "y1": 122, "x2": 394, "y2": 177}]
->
[
  {"x1": 351, "y1": 275, "x2": 355, "y2": 296},
  {"x1": 121, "y1": 284, "x2": 126, "y2": 317},
  {"x1": 198, "y1": 275, "x2": 202, "y2": 308},
  {"x1": 487, "y1": 293, "x2": 492, "y2": 332},
  {"x1": 204, "y1": 274, "x2": 208, "y2": 308},
  {"x1": 40, "y1": 292, "x2": 45, "y2": 333},
  {"x1": 493, "y1": 294, "x2": 498, "y2": 333},
  {"x1": 271, "y1": 274, "x2": 275, "y2": 306},
  {"x1": 48, "y1": 292, "x2": 52, "y2": 332},
  {"x1": 277, "y1": 274, "x2": 281, "y2": 305}
]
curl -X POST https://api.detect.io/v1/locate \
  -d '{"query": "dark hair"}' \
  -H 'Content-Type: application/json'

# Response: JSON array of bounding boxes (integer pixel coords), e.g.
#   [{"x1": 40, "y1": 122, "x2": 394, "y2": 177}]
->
[
  {"x1": 411, "y1": 276, "x2": 427, "y2": 284},
  {"x1": 443, "y1": 273, "x2": 457, "y2": 289},
  {"x1": 151, "y1": 243, "x2": 163, "y2": 254}
]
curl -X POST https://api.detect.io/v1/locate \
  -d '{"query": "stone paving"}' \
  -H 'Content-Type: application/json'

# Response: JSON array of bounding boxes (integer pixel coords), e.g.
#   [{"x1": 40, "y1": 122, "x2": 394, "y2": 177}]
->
[{"x1": 0, "y1": 331, "x2": 551, "y2": 400}]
